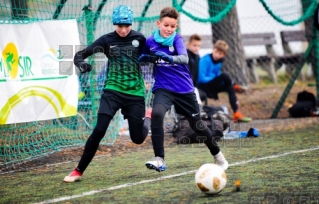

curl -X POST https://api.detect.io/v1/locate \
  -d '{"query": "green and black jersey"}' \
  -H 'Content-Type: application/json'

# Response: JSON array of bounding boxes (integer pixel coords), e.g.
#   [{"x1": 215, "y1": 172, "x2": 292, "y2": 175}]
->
[{"x1": 74, "y1": 30, "x2": 146, "y2": 97}]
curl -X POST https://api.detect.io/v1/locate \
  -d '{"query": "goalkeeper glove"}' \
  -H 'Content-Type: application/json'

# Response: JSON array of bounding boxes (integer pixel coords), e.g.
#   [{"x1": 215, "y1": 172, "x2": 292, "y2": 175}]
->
[
  {"x1": 77, "y1": 62, "x2": 92, "y2": 73},
  {"x1": 138, "y1": 54, "x2": 150, "y2": 62},
  {"x1": 155, "y1": 51, "x2": 173, "y2": 63}
]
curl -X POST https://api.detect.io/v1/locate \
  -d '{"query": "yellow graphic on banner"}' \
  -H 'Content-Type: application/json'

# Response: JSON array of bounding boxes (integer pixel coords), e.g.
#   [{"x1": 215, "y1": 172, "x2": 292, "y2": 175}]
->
[
  {"x1": 2, "y1": 42, "x2": 19, "y2": 79},
  {"x1": 48, "y1": 48, "x2": 64, "y2": 59},
  {"x1": 0, "y1": 86, "x2": 77, "y2": 124}
]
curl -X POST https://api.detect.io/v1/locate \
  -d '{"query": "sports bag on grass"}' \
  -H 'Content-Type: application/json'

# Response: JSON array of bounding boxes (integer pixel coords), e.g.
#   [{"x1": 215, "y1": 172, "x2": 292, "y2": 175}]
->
[
  {"x1": 288, "y1": 90, "x2": 317, "y2": 117},
  {"x1": 172, "y1": 106, "x2": 230, "y2": 144}
]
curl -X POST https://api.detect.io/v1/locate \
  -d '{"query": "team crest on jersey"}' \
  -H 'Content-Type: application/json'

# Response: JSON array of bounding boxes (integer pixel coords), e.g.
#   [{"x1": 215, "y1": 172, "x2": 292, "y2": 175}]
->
[
  {"x1": 169, "y1": 46, "x2": 174, "y2": 52},
  {"x1": 132, "y1": 40, "x2": 139, "y2": 47}
]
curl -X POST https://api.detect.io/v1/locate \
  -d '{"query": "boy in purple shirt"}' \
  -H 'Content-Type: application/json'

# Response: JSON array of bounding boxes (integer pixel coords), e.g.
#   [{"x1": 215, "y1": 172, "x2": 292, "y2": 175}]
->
[{"x1": 139, "y1": 7, "x2": 228, "y2": 171}]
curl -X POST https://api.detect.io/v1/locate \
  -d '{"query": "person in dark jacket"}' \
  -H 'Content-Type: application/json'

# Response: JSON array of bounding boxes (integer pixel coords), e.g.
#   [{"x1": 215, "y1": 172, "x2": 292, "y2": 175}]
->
[{"x1": 186, "y1": 34, "x2": 207, "y2": 103}]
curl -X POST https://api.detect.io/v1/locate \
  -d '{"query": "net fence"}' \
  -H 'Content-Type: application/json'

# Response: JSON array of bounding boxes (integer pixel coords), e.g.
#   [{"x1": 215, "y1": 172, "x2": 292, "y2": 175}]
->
[{"x1": 0, "y1": 0, "x2": 318, "y2": 168}]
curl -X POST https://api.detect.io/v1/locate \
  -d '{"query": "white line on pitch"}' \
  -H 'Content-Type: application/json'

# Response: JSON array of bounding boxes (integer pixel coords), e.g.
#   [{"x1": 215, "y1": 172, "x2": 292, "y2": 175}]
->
[{"x1": 34, "y1": 146, "x2": 319, "y2": 204}]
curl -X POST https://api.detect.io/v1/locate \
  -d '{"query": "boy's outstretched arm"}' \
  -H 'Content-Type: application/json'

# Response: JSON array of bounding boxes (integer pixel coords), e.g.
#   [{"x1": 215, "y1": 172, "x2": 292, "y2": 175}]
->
[
  {"x1": 138, "y1": 40, "x2": 152, "y2": 62},
  {"x1": 74, "y1": 37, "x2": 107, "y2": 73},
  {"x1": 171, "y1": 35, "x2": 189, "y2": 64},
  {"x1": 155, "y1": 51, "x2": 188, "y2": 64},
  {"x1": 172, "y1": 54, "x2": 188, "y2": 64}
]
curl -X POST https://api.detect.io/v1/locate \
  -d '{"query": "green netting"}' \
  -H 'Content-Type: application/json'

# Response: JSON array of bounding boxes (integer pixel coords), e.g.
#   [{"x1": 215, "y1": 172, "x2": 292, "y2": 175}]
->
[
  {"x1": 0, "y1": 0, "x2": 319, "y2": 168},
  {"x1": 259, "y1": 0, "x2": 317, "y2": 25}
]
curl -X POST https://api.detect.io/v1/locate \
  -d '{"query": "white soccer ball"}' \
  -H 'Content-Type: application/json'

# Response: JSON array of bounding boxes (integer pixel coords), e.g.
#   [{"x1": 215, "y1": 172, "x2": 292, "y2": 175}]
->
[{"x1": 195, "y1": 163, "x2": 227, "y2": 195}]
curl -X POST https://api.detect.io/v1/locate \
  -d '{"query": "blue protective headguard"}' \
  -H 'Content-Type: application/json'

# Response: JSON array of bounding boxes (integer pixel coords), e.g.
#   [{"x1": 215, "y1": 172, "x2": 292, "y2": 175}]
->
[{"x1": 112, "y1": 5, "x2": 134, "y2": 25}]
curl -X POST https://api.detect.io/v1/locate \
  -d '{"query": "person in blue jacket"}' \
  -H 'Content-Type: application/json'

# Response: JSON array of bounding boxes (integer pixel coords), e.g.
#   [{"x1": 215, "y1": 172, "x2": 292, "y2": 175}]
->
[{"x1": 197, "y1": 40, "x2": 251, "y2": 122}]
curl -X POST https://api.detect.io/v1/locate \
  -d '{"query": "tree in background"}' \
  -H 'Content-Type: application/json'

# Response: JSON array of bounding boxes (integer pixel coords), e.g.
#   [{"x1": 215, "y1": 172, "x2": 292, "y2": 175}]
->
[{"x1": 208, "y1": 0, "x2": 249, "y2": 86}]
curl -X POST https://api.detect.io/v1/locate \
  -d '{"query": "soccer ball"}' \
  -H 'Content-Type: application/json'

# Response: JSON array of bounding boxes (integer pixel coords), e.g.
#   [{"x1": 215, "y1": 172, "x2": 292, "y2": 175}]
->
[{"x1": 195, "y1": 163, "x2": 227, "y2": 195}]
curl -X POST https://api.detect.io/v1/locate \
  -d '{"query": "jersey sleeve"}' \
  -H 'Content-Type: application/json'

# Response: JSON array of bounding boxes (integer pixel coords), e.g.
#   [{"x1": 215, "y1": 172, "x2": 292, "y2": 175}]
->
[
  {"x1": 174, "y1": 35, "x2": 187, "y2": 55},
  {"x1": 198, "y1": 55, "x2": 215, "y2": 83},
  {"x1": 141, "y1": 37, "x2": 151, "y2": 55},
  {"x1": 138, "y1": 34, "x2": 146, "y2": 54}
]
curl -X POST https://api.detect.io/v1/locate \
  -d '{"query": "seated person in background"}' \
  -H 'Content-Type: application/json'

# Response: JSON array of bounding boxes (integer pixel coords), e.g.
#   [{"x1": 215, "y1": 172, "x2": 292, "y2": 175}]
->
[
  {"x1": 186, "y1": 34, "x2": 207, "y2": 104},
  {"x1": 197, "y1": 40, "x2": 252, "y2": 122}
]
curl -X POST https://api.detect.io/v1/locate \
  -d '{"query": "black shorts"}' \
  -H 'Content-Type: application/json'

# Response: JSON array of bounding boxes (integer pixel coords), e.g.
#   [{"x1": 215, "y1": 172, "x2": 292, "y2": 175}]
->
[
  {"x1": 98, "y1": 90, "x2": 145, "y2": 123},
  {"x1": 153, "y1": 89, "x2": 200, "y2": 119}
]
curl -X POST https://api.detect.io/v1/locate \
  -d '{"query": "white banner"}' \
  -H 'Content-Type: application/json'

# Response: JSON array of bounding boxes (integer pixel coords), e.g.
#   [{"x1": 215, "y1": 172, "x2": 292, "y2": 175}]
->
[{"x1": 0, "y1": 20, "x2": 80, "y2": 124}]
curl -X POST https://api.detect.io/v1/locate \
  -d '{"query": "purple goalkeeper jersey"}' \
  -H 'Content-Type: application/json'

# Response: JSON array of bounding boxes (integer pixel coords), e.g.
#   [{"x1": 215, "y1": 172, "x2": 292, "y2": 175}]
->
[{"x1": 142, "y1": 33, "x2": 194, "y2": 94}]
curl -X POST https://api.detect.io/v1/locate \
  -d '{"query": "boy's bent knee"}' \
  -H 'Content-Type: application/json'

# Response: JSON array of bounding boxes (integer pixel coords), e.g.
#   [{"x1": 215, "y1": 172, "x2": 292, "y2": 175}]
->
[
  {"x1": 151, "y1": 105, "x2": 167, "y2": 124},
  {"x1": 152, "y1": 108, "x2": 166, "y2": 120},
  {"x1": 131, "y1": 137, "x2": 145, "y2": 145}
]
